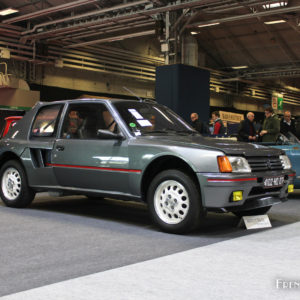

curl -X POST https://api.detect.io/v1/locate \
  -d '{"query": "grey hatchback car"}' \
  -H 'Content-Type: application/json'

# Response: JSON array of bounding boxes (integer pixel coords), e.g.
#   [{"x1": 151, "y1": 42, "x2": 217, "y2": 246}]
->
[{"x1": 0, "y1": 99, "x2": 295, "y2": 233}]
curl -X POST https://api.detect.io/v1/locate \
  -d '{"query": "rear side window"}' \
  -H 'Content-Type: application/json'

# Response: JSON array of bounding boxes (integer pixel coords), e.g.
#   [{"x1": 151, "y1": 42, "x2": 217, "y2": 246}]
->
[{"x1": 31, "y1": 105, "x2": 62, "y2": 137}]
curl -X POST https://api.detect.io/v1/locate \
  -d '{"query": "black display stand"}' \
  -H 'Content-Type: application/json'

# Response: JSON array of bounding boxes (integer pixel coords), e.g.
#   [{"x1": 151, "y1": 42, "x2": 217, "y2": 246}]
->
[{"x1": 155, "y1": 64, "x2": 210, "y2": 124}]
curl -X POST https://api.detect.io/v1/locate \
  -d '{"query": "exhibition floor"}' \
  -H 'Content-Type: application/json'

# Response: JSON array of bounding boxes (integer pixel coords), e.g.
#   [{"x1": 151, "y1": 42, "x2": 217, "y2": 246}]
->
[{"x1": 1, "y1": 192, "x2": 300, "y2": 299}]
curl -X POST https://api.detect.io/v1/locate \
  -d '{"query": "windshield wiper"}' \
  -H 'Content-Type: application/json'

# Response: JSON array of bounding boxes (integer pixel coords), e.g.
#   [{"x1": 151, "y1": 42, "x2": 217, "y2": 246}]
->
[
  {"x1": 142, "y1": 129, "x2": 197, "y2": 135},
  {"x1": 175, "y1": 130, "x2": 198, "y2": 135},
  {"x1": 142, "y1": 130, "x2": 174, "y2": 135}
]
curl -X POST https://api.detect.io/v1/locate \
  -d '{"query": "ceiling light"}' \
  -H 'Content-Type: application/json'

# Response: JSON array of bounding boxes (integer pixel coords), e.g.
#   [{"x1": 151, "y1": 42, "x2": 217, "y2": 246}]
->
[
  {"x1": 191, "y1": 31, "x2": 199, "y2": 35},
  {"x1": 0, "y1": 8, "x2": 19, "y2": 16},
  {"x1": 264, "y1": 19, "x2": 286, "y2": 24},
  {"x1": 263, "y1": 1, "x2": 288, "y2": 9},
  {"x1": 232, "y1": 66, "x2": 248, "y2": 69},
  {"x1": 198, "y1": 22, "x2": 220, "y2": 28}
]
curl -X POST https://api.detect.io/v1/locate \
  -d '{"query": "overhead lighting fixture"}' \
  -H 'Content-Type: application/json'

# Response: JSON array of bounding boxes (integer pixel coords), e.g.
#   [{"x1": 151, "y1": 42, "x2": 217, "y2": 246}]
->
[
  {"x1": 263, "y1": 1, "x2": 288, "y2": 9},
  {"x1": 264, "y1": 19, "x2": 286, "y2": 24},
  {"x1": 232, "y1": 66, "x2": 248, "y2": 69},
  {"x1": 191, "y1": 31, "x2": 199, "y2": 35},
  {"x1": 198, "y1": 22, "x2": 220, "y2": 28},
  {"x1": 0, "y1": 8, "x2": 19, "y2": 16}
]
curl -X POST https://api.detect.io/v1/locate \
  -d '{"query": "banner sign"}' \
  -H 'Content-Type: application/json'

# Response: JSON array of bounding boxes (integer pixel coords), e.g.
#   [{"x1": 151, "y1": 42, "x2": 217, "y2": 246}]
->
[
  {"x1": 272, "y1": 95, "x2": 278, "y2": 109},
  {"x1": 219, "y1": 111, "x2": 244, "y2": 123}
]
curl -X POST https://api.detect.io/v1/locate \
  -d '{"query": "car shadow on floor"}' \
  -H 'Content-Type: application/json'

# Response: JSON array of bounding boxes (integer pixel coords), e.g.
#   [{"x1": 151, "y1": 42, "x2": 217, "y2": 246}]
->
[
  {"x1": 20, "y1": 193, "x2": 300, "y2": 237},
  {"x1": 30, "y1": 195, "x2": 152, "y2": 228}
]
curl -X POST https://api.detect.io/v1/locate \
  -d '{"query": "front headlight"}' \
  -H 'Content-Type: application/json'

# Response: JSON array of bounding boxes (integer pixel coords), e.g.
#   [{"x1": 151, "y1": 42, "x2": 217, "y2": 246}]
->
[
  {"x1": 280, "y1": 155, "x2": 292, "y2": 169},
  {"x1": 227, "y1": 156, "x2": 251, "y2": 173}
]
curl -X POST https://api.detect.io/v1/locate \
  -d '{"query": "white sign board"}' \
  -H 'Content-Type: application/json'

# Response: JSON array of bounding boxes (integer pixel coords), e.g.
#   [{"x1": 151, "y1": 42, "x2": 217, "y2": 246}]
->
[{"x1": 238, "y1": 215, "x2": 272, "y2": 230}]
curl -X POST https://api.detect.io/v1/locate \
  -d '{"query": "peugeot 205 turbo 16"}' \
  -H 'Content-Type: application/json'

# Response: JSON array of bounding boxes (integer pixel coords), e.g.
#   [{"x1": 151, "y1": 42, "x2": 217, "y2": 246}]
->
[{"x1": 0, "y1": 99, "x2": 295, "y2": 233}]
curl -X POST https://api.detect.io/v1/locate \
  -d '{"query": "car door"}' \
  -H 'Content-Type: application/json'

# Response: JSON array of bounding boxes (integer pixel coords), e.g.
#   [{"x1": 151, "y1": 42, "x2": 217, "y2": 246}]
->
[
  {"x1": 50, "y1": 102, "x2": 131, "y2": 194},
  {"x1": 25, "y1": 103, "x2": 65, "y2": 187}
]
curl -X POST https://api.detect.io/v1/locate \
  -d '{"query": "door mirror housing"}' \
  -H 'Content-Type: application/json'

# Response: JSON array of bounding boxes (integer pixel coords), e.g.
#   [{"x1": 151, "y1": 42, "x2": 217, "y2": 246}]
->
[{"x1": 97, "y1": 129, "x2": 124, "y2": 140}]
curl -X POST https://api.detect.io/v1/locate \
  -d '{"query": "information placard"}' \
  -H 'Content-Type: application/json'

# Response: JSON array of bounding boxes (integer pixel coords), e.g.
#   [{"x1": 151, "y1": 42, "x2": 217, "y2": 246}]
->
[{"x1": 238, "y1": 215, "x2": 272, "y2": 230}]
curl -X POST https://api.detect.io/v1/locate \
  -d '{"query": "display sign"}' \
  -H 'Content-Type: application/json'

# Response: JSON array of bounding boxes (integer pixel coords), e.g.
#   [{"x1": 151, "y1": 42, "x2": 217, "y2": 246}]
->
[
  {"x1": 238, "y1": 215, "x2": 272, "y2": 230},
  {"x1": 272, "y1": 93, "x2": 283, "y2": 110},
  {"x1": 272, "y1": 95, "x2": 278, "y2": 109},
  {"x1": 277, "y1": 95, "x2": 283, "y2": 110},
  {"x1": 219, "y1": 111, "x2": 244, "y2": 123}
]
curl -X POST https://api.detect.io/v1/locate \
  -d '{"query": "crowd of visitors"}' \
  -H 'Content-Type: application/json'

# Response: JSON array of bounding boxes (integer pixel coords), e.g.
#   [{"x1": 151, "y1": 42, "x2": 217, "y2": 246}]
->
[{"x1": 190, "y1": 107, "x2": 298, "y2": 143}]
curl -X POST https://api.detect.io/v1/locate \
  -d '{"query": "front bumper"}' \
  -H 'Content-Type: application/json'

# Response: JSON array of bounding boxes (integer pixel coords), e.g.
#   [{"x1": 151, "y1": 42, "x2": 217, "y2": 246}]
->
[{"x1": 197, "y1": 170, "x2": 295, "y2": 212}]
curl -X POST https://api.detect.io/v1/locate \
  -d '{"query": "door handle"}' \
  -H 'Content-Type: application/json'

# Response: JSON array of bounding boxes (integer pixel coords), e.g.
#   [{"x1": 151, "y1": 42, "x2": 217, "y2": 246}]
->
[{"x1": 56, "y1": 145, "x2": 65, "y2": 151}]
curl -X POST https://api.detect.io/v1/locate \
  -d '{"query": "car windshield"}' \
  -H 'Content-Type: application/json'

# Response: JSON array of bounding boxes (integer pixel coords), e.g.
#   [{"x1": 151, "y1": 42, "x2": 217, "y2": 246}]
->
[
  {"x1": 113, "y1": 101, "x2": 196, "y2": 136},
  {"x1": 259, "y1": 132, "x2": 300, "y2": 145},
  {"x1": 281, "y1": 132, "x2": 300, "y2": 144}
]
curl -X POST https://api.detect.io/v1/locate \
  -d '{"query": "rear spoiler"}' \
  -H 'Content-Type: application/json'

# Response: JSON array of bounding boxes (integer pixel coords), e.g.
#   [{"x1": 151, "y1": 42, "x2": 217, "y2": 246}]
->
[{"x1": 1, "y1": 116, "x2": 23, "y2": 138}]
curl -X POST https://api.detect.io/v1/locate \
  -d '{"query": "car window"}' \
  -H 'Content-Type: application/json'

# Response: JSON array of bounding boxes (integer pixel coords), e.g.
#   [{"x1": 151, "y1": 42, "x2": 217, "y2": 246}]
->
[
  {"x1": 61, "y1": 103, "x2": 119, "y2": 139},
  {"x1": 113, "y1": 101, "x2": 195, "y2": 136},
  {"x1": 31, "y1": 105, "x2": 62, "y2": 137}
]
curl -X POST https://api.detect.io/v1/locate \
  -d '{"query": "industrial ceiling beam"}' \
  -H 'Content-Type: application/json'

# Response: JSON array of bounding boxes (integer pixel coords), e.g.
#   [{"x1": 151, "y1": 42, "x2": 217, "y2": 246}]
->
[
  {"x1": 47, "y1": 19, "x2": 154, "y2": 42},
  {"x1": 21, "y1": 0, "x2": 225, "y2": 38},
  {"x1": 202, "y1": 0, "x2": 289, "y2": 14},
  {"x1": 3, "y1": 0, "x2": 100, "y2": 24},
  {"x1": 188, "y1": 5, "x2": 300, "y2": 28},
  {"x1": 21, "y1": 0, "x2": 150, "y2": 35},
  {"x1": 64, "y1": 30, "x2": 156, "y2": 48}
]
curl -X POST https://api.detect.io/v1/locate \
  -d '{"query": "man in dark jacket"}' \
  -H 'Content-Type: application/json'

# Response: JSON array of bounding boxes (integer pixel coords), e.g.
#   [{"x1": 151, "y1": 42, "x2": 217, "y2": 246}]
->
[
  {"x1": 237, "y1": 112, "x2": 257, "y2": 142},
  {"x1": 190, "y1": 113, "x2": 209, "y2": 134},
  {"x1": 260, "y1": 107, "x2": 280, "y2": 142},
  {"x1": 280, "y1": 110, "x2": 296, "y2": 137}
]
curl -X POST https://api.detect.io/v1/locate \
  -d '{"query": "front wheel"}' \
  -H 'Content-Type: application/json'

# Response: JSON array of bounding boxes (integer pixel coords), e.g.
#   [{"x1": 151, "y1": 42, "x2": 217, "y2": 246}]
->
[
  {"x1": 0, "y1": 160, "x2": 35, "y2": 208},
  {"x1": 232, "y1": 206, "x2": 272, "y2": 218},
  {"x1": 147, "y1": 169, "x2": 202, "y2": 234}
]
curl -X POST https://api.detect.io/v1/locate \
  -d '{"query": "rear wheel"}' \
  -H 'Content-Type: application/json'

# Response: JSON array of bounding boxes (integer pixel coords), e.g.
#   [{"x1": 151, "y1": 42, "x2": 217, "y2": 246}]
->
[
  {"x1": 0, "y1": 160, "x2": 35, "y2": 208},
  {"x1": 233, "y1": 206, "x2": 272, "y2": 218},
  {"x1": 147, "y1": 169, "x2": 202, "y2": 234}
]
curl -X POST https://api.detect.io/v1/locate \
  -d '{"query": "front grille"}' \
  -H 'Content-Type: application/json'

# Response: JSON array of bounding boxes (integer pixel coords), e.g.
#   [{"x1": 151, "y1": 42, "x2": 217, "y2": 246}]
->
[
  {"x1": 247, "y1": 156, "x2": 283, "y2": 172},
  {"x1": 248, "y1": 186, "x2": 282, "y2": 196}
]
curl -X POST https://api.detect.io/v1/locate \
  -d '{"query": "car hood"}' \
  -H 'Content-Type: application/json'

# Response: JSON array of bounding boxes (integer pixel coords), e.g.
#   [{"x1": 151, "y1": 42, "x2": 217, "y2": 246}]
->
[{"x1": 138, "y1": 134, "x2": 284, "y2": 157}]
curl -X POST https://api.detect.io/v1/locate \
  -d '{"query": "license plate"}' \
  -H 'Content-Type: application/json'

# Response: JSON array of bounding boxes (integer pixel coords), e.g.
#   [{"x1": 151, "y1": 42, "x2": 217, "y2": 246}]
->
[{"x1": 263, "y1": 176, "x2": 284, "y2": 188}]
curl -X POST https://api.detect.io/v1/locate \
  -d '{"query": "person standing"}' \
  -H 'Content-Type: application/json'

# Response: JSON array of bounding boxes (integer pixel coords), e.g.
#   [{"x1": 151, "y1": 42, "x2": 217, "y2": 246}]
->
[
  {"x1": 190, "y1": 112, "x2": 208, "y2": 134},
  {"x1": 211, "y1": 111, "x2": 225, "y2": 135},
  {"x1": 280, "y1": 110, "x2": 296, "y2": 136},
  {"x1": 260, "y1": 107, "x2": 280, "y2": 142},
  {"x1": 237, "y1": 112, "x2": 257, "y2": 142}
]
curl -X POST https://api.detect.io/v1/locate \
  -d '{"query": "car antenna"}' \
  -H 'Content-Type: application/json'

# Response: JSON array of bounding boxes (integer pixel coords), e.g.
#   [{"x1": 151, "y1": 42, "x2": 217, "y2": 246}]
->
[{"x1": 123, "y1": 86, "x2": 143, "y2": 102}]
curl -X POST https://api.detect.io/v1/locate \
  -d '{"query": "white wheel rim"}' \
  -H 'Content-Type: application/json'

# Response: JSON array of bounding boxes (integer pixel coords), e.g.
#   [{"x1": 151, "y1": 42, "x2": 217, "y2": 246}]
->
[
  {"x1": 2, "y1": 167, "x2": 22, "y2": 201},
  {"x1": 154, "y1": 180, "x2": 190, "y2": 225}
]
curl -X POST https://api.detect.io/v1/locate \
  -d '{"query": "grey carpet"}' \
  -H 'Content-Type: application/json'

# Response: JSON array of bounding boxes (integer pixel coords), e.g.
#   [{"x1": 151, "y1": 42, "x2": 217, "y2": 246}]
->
[{"x1": 0, "y1": 192, "x2": 299, "y2": 296}]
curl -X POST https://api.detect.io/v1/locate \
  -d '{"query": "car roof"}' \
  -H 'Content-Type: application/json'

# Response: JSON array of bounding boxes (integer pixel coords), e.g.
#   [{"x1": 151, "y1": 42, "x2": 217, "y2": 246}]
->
[{"x1": 38, "y1": 98, "x2": 155, "y2": 106}]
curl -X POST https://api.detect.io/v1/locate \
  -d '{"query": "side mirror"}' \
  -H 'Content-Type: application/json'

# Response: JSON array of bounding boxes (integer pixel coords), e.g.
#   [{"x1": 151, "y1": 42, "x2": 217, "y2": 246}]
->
[{"x1": 97, "y1": 129, "x2": 124, "y2": 140}]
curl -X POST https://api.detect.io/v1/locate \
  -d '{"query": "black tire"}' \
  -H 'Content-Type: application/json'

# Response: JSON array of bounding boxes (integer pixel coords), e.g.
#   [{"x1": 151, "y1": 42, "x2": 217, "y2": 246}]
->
[
  {"x1": 147, "y1": 169, "x2": 202, "y2": 234},
  {"x1": 0, "y1": 160, "x2": 35, "y2": 208},
  {"x1": 233, "y1": 206, "x2": 272, "y2": 218}
]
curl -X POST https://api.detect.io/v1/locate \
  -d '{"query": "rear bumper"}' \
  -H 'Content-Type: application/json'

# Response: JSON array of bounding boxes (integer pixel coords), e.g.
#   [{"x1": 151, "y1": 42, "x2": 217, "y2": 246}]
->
[{"x1": 197, "y1": 170, "x2": 295, "y2": 212}]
